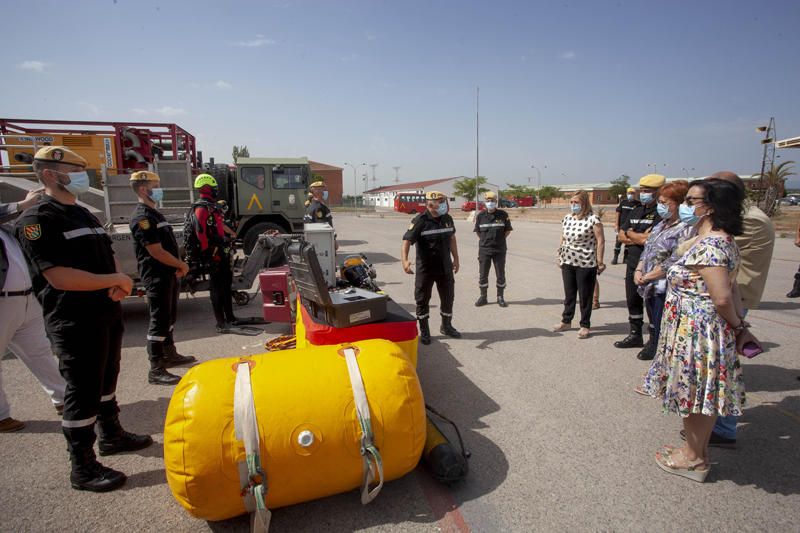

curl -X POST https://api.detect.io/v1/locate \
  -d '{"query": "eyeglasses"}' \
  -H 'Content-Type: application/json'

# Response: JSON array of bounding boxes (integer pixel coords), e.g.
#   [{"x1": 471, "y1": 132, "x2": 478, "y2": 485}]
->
[{"x1": 684, "y1": 196, "x2": 706, "y2": 206}]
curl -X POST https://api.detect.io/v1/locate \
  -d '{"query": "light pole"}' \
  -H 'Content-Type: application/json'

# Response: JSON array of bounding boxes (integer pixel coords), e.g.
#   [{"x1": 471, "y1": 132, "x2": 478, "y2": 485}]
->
[
  {"x1": 344, "y1": 162, "x2": 366, "y2": 211},
  {"x1": 648, "y1": 163, "x2": 667, "y2": 174},
  {"x1": 681, "y1": 167, "x2": 695, "y2": 178},
  {"x1": 531, "y1": 164, "x2": 542, "y2": 205}
]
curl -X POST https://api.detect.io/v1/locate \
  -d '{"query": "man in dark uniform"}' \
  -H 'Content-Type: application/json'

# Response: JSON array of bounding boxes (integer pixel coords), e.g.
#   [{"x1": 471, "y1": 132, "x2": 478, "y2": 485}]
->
[
  {"x1": 304, "y1": 180, "x2": 333, "y2": 225},
  {"x1": 191, "y1": 174, "x2": 237, "y2": 333},
  {"x1": 15, "y1": 146, "x2": 152, "y2": 492},
  {"x1": 129, "y1": 171, "x2": 196, "y2": 385},
  {"x1": 473, "y1": 191, "x2": 512, "y2": 307},
  {"x1": 612, "y1": 187, "x2": 640, "y2": 264},
  {"x1": 401, "y1": 191, "x2": 461, "y2": 345},
  {"x1": 614, "y1": 174, "x2": 664, "y2": 349}
]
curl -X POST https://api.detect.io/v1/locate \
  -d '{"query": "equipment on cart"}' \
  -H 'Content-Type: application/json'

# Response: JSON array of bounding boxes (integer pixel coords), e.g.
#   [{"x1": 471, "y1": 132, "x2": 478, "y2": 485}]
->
[
  {"x1": 287, "y1": 240, "x2": 387, "y2": 328},
  {"x1": 340, "y1": 254, "x2": 380, "y2": 292}
]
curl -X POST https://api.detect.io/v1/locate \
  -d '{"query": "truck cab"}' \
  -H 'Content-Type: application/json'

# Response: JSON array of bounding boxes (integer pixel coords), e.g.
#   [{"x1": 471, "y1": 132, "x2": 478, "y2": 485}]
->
[{"x1": 215, "y1": 157, "x2": 310, "y2": 252}]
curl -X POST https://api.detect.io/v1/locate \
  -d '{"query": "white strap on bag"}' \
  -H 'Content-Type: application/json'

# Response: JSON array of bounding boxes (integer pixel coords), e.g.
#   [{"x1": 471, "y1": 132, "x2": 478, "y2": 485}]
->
[
  {"x1": 342, "y1": 347, "x2": 384, "y2": 504},
  {"x1": 234, "y1": 361, "x2": 271, "y2": 533}
]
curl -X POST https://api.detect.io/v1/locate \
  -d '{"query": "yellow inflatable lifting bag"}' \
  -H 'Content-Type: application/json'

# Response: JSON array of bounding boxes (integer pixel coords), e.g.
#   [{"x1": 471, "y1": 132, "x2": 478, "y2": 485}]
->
[{"x1": 164, "y1": 339, "x2": 426, "y2": 521}]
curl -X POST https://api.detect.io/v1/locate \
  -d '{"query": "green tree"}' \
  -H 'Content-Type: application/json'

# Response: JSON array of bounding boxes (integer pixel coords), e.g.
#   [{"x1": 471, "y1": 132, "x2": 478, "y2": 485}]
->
[
  {"x1": 453, "y1": 176, "x2": 489, "y2": 201},
  {"x1": 311, "y1": 173, "x2": 325, "y2": 183},
  {"x1": 537, "y1": 185, "x2": 563, "y2": 206},
  {"x1": 502, "y1": 183, "x2": 536, "y2": 199},
  {"x1": 760, "y1": 160, "x2": 795, "y2": 217},
  {"x1": 232, "y1": 145, "x2": 250, "y2": 163},
  {"x1": 608, "y1": 175, "x2": 631, "y2": 200}
]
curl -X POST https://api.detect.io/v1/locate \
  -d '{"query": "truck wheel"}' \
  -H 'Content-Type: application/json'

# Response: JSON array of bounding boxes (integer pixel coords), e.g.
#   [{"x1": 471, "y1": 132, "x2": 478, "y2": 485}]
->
[{"x1": 243, "y1": 222, "x2": 287, "y2": 265}]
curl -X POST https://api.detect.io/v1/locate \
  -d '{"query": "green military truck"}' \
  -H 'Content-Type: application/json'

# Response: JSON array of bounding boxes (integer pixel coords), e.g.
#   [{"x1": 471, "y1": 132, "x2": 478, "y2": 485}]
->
[{"x1": 207, "y1": 157, "x2": 310, "y2": 253}]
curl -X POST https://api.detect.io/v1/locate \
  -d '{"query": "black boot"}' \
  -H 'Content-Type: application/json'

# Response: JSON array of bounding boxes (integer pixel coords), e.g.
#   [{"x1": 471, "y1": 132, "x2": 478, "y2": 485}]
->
[
  {"x1": 148, "y1": 359, "x2": 181, "y2": 385},
  {"x1": 418, "y1": 319, "x2": 431, "y2": 345},
  {"x1": 97, "y1": 415, "x2": 153, "y2": 456},
  {"x1": 614, "y1": 325, "x2": 644, "y2": 349},
  {"x1": 611, "y1": 252, "x2": 619, "y2": 265},
  {"x1": 497, "y1": 287, "x2": 507, "y2": 308},
  {"x1": 475, "y1": 288, "x2": 488, "y2": 307},
  {"x1": 163, "y1": 344, "x2": 197, "y2": 368},
  {"x1": 788, "y1": 273, "x2": 800, "y2": 298},
  {"x1": 636, "y1": 333, "x2": 657, "y2": 360},
  {"x1": 440, "y1": 316, "x2": 462, "y2": 338},
  {"x1": 70, "y1": 446, "x2": 127, "y2": 492}
]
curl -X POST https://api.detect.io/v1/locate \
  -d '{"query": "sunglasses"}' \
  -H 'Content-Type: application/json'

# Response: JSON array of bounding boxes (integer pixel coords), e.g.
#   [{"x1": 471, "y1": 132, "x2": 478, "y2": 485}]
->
[{"x1": 684, "y1": 195, "x2": 706, "y2": 206}]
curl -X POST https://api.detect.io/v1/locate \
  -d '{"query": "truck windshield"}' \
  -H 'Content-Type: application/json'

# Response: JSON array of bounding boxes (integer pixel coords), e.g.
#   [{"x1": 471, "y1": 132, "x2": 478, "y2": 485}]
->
[{"x1": 273, "y1": 166, "x2": 306, "y2": 189}]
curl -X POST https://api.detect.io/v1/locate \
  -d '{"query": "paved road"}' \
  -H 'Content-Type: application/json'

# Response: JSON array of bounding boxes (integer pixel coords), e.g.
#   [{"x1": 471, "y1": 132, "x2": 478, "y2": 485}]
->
[{"x1": 2, "y1": 213, "x2": 799, "y2": 532}]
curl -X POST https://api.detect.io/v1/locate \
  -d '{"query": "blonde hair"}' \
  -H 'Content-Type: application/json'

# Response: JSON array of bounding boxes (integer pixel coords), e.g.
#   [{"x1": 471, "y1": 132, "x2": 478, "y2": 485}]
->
[{"x1": 571, "y1": 190, "x2": 593, "y2": 218}]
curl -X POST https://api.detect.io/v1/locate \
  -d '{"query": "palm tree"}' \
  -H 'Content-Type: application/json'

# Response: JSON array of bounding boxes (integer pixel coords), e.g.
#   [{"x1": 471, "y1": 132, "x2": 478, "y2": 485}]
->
[{"x1": 760, "y1": 160, "x2": 795, "y2": 216}]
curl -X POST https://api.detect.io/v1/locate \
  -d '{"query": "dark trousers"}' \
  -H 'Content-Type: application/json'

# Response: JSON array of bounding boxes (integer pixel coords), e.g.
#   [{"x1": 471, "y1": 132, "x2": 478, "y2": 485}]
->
[
  {"x1": 613, "y1": 238, "x2": 628, "y2": 261},
  {"x1": 52, "y1": 313, "x2": 124, "y2": 450},
  {"x1": 645, "y1": 291, "x2": 666, "y2": 343},
  {"x1": 145, "y1": 276, "x2": 179, "y2": 361},
  {"x1": 478, "y1": 250, "x2": 507, "y2": 289},
  {"x1": 415, "y1": 271, "x2": 455, "y2": 320},
  {"x1": 560, "y1": 264, "x2": 597, "y2": 328},
  {"x1": 624, "y1": 263, "x2": 644, "y2": 331},
  {"x1": 209, "y1": 255, "x2": 234, "y2": 326}
]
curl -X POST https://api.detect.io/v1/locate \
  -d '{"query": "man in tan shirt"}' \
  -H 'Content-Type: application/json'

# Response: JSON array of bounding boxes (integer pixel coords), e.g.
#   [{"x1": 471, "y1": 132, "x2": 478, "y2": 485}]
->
[{"x1": 707, "y1": 172, "x2": 775, "y2": 447}]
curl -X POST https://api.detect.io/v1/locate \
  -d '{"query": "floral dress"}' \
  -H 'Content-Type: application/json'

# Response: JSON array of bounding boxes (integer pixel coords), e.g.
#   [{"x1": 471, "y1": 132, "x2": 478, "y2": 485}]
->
[{"x1": 642, "y1": 235, "x2": 746, "y2": 417}]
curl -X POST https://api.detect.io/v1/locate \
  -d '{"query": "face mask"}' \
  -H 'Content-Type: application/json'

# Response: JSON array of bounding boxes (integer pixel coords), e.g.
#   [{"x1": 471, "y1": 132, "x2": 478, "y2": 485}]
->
[
  {"x1": 57, "y1": 170, "x2": 90, "y2": 197},
  {"x1": 627, "y1": 194, "x2": 634, "y2": 201},
  {"x1": 656, "y1": 202, "x2": 671, "y2": 219},
  {"x1": 436, "y1": 203, "x2": 448, "y2": 216},
  {"x1": 322, "y1": 190, "x2": 329, "y2": 201},
  {"x1": 485, "y1": 201, "x2": 496, "y2": 211},
  {"x1": 639, "y1": 192, "x2": 654, "y2": 204},
  {"x1": 679, "y1": 204, "x2": 700, "y2": 225},
  {"x1": 570, "y1": 203, "x2": 581, "y2": 214},
  {"x1": 149, "y1": 187, "x2": 164, "y2": 203}
]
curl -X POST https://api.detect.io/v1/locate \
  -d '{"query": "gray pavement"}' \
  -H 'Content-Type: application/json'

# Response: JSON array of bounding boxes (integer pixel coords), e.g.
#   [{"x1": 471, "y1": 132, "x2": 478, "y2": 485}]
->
[{"x1": 1, "y1": 213, "x2": 799, "y2": 532}]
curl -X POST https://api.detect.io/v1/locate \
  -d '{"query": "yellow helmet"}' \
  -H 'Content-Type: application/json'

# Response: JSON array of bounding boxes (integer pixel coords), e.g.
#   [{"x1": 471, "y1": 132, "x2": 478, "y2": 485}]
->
[{"x1": 194, "y1": 173, "x2": 218, "y2": 189}]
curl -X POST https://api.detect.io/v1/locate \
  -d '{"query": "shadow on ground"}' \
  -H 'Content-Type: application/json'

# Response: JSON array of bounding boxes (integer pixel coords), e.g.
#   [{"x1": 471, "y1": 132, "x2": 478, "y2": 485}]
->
[{"x1": 755, "y1": 301, "x2": 800, "y2": 311}]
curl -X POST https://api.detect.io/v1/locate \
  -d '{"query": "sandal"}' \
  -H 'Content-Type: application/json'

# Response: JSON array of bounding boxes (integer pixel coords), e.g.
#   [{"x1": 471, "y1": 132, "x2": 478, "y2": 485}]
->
[
  {"x1": 578, "y1": 328, "x2": 591, "y2": 339},
  {"x1": 633, "y1": 385, "x2": 649, "y2": 396},
  {"x1": 552, "y1": 322, "x2": 571, "y2": 332},
  {"x1": 592, "y1": 300, "x2": 600, "y2": 310},
  {"x1": 655, "y1": 446, "x2": 709, "y2": 482}
]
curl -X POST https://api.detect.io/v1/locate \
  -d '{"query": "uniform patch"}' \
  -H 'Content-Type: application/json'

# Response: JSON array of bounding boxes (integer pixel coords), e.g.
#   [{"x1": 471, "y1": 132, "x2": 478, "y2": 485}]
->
[
  {"x1": 138, "y1": 219, "x2": 151, "y2": 230},
  {"x1": 408, "y1": 223, "x2": 415, "y2": 230},
  {"x1": 23, "y1": 224, "x2": 42, "y2": 240},
  {"x1": 52, "y1": 149, "x2": 63, "y2": 161},
  {"x1": 316, "y1": 210, "x2": 323, "y2": 218}
]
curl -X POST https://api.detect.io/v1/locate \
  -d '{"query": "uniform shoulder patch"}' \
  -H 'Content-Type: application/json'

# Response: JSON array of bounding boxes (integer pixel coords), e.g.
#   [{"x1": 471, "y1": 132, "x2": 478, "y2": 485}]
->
[
  {"x1": 138, "y1": 219, "x2": 151, "y2": 230},
  {"x1": 408, "y1": 222, "x2": 415, "y2": 230},
  {"x1": 316, "y1": 210, "x2": 323, "y2": 218},
  {"x1": 23, "y1": 224, "x2": 42, "y2": 240}
]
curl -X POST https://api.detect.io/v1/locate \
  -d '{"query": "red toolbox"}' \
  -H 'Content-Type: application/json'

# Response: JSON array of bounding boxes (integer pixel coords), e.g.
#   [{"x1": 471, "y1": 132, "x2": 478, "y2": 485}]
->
[{"x1": 259, "y1": 266, "x2": 293, "y2": 323}]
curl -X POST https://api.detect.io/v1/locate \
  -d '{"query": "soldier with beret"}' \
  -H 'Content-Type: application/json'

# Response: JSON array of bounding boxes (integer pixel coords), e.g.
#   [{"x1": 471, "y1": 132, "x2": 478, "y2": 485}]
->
[
  {"x1": 614, "y1": 173, "x2": 664, "y2": 349},
  {"x1": 129, "y1": 171, "x2": 195, "y2": 386},
  {"x1": 401, "y1": 191, "x2": 461, "y2": 344},
  {"x1": 15, "y1": 146, "x2": 152, "y2": 492},
  {"x1": 473, "y1": 191, "x2": 512, "y2": 307}
]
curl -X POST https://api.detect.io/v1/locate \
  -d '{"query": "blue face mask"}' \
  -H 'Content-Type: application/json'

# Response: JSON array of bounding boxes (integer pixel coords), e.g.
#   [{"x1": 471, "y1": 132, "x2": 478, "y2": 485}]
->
[
  {"x1": 639, "y1": 192, "x2": 654, "y2": 204},
  {"x1": 570, "y1": 203, "x2": 581, "y2": 214},
  {"x1": 149, "y1": 187, "x2": 164, "y2": 203},
  {"x1": 626, "y1": 194, "x2": 634, "y2": 201},
  {"x1": 436, "y1": 202, "x2": 448, "y2": 216},
  {"x1": 58, "y1": 170, "x2": 90, "y2": 197},
  {"x1": 322, "y1": 190, "x2": 329, "y2": 201},
  {"x1": 679, "y1": 203, "x2": 699, "y2": 225},
  {"x1": 485, "y1": 201, "x2": 497, "y2": 211},
  {"x1": 656, "y1": 202, "x2": 671, "y2": 219}
]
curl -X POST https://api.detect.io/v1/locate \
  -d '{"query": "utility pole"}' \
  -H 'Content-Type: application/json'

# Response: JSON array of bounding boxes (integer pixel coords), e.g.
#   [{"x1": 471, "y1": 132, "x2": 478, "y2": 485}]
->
[
  {"x1": 344, "y1": 162, "x2": 366, "y2": 212},
  {"x1": 369, "y1": 163, "x2": 378, "y2": 187},
  {"x1": 475, "y1": 85, "x2": 480, "y2": 203},
  {"x1": 393, "y1": 166, "x2": 401, "y2": 183}
]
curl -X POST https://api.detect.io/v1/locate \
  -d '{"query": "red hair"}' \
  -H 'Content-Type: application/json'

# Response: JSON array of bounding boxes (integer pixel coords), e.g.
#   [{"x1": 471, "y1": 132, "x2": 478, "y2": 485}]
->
[{"x1": 659, "y1": 180, "x2": 689, "y2": 204}]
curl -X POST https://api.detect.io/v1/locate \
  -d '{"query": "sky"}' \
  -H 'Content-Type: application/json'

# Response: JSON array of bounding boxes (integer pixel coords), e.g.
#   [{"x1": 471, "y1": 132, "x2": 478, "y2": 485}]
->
[{"x1": 3, "y1": 0, "x2": 800, "y2": 193}]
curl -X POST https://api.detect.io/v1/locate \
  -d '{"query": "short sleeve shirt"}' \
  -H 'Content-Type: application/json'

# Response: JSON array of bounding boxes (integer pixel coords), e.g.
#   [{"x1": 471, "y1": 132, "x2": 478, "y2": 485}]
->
[
  {"x1": 559, "y1": 213, "x2": 601, "y2": 267},
  {"x1": 304, "y1": 200, "x2": 333, "y2": 225},
  {"x1": 130, "y1": 203, "x2": 179, "y2": 284},
  {"x1": 474, "y1": 209, "x2": 512, "y2": 252},
  {"x1": 15, "y1": 195, "x2": 120, "y2": 328},
  {"x1": 403, "y1": 210, "x2": 456, "y2": 274}
]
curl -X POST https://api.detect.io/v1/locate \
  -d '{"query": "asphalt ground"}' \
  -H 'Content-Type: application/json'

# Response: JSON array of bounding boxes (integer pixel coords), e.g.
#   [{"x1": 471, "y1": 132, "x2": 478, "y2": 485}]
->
[{"x1": 1, "y1": 213, "x2": 799, "y2": 532}]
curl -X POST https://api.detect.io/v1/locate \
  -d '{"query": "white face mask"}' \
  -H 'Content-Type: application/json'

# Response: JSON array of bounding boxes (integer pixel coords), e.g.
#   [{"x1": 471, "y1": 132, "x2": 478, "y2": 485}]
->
[
  {"x1": 56, "y1": 170, "x2": 91, "y2": 197},
  {"x1": 485, "y1": 201, "x2": 497, "y2": 211}
]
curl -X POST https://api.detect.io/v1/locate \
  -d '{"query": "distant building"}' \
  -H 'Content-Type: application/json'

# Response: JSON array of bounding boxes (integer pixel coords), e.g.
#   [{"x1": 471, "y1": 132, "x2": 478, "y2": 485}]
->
[
  {"x1": 363, "y1": 176, "x2": 500, "y2": 210},
  {"x1": 309, "y1": 160, "x2": 343, "y2": 205}
]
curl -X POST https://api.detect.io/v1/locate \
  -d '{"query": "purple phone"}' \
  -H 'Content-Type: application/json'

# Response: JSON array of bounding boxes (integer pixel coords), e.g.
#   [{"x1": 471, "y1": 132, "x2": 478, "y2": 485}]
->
[{"x1": 742, "y1": 341, "x2": 763, "y2": 359}]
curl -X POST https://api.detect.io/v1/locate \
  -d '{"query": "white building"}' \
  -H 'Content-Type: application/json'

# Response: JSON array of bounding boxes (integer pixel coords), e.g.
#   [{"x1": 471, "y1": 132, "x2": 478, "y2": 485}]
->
[{"x1": 363, "y1": 176, "x2": 500, "y2": 210}]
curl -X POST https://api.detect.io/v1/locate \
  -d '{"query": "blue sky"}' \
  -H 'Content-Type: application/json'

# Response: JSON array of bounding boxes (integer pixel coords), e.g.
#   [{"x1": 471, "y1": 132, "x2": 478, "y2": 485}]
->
[{"x1": 3, "y1": 0, "x2": 800, "y2": 192}]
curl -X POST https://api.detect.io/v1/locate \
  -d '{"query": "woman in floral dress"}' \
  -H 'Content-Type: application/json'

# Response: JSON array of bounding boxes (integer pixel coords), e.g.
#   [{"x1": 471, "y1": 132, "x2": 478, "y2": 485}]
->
[{"x1": 642, "y1": 179, "x2": 761, "y2": 482}]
